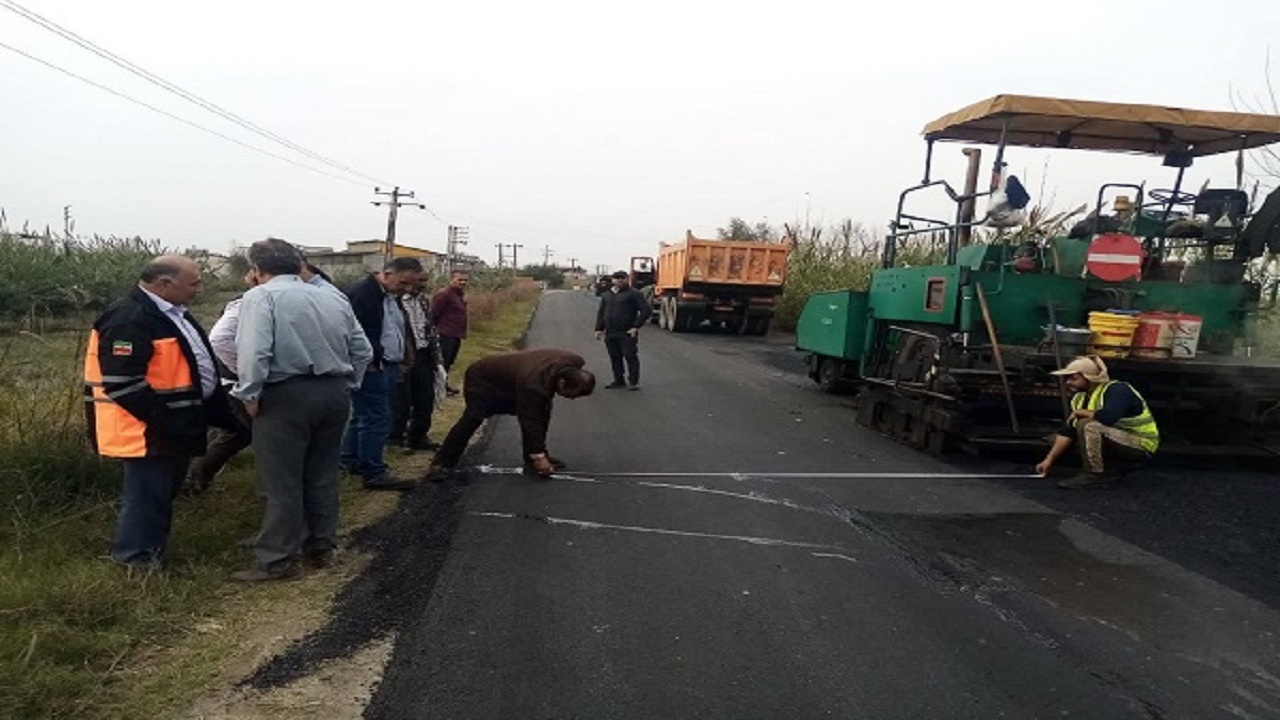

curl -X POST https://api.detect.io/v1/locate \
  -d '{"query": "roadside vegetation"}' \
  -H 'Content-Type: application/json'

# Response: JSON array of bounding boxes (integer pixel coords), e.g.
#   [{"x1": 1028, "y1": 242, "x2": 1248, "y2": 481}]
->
[
  {"x1": 715, "y1": 217, "x2": 946, "y2": 331},
  {"x1": 0, "y1": 229, "x2": 540, "y2": 719}
]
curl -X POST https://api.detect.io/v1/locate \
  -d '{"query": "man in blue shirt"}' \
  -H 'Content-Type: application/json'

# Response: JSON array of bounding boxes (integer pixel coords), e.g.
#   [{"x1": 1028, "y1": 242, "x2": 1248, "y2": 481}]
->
[{"x1": 230, "y1": 239, "x2": 373, "y2": 581}]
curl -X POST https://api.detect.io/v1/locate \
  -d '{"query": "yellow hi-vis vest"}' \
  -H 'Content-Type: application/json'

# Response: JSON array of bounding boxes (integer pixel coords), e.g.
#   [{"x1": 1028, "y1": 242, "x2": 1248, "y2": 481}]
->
[{"x1": 1071, "y1": 380, "x2": 1159, "y2": 454}]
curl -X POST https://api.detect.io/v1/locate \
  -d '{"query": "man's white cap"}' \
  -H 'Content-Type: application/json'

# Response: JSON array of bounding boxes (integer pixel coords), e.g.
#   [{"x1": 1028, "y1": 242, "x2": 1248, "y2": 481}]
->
[{"x1": 1050, "y1": 355, "x2": 1109, "y2": 383}]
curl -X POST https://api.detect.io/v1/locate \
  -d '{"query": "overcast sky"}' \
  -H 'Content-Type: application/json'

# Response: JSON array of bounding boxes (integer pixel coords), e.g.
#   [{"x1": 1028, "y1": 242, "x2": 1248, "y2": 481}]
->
[{"x1": 2, "y1": 0, "x2": 1278, "y2": 272}]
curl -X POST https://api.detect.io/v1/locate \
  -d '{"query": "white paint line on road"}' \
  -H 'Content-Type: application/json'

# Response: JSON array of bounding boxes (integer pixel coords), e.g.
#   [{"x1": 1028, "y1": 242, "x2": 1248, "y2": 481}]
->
[
  {"x1": 811, "y1": 552, "x2": 861, "y2": 564},
  {"x1": 565, "y1": 468, "x2": 1034, "y2": 479},
  {"x1": 469, "y1": 511, "x2": 849, "y2": 552},
  {"x1": 630, "y1": 480, "x2": 826, "y2": 513},
  {"x1": 481, "y1": 473, "x2": 863, "y2": 522}
]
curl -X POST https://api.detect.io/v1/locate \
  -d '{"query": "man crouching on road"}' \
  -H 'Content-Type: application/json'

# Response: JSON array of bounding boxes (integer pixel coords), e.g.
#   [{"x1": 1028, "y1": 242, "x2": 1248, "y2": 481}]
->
[
  {"x1": 1035, "y1": 355, "x2": 1159, "y2": 489},
  {"x1": 424, "y1": 348, "x2": 595, "y2": 482}
]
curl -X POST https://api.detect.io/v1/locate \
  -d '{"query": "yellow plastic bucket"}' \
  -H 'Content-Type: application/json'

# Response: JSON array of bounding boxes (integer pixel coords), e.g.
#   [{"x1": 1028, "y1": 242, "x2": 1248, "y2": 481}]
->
[{"x1": 1087, "y1": 311, "x2": 1140, "y2": 358}]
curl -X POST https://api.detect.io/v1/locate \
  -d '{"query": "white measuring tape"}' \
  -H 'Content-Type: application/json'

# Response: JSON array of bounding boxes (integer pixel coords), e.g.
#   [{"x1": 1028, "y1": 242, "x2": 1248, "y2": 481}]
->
[{"x1": 473, "y1": 466, "x2": 1041, "y2": 480}]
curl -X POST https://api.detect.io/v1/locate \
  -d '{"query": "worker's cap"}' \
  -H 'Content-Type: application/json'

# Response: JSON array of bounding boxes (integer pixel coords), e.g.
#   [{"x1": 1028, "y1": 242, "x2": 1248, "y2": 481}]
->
[
  {"x1": 1050, "y1": 355, "x2": 1109, "y2": 383},
  {"x1": 611, "y1": 271, "x2": 628, "y2": 279}
]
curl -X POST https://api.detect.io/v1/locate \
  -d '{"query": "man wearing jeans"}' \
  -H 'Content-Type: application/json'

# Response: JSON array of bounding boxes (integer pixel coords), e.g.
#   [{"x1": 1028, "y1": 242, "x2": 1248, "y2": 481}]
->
[
  {"x1": 83, "y1": 255, "x2": 228, "y2": 570},
  {"x1": 230, "y1": 239, "x2": 373, "y2": 581},
  {"x1": 342, "y1": 257, "x2": 425, "y2": 490}
]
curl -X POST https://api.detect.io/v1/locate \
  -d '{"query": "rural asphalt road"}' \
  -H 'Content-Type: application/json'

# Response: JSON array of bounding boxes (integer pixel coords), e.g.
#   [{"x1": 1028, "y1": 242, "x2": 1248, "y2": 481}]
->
[{"x1": 258, "y1": 290, "x2": 1280, "y2": 719}]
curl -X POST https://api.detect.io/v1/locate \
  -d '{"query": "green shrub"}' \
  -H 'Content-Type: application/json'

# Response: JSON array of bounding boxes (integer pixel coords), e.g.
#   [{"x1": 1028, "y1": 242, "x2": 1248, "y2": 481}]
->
[
  {"x1": 775, "y1": 221, "x2": 945, "y2": 331},
  {"x1": 0, "y1": 232, "x2": 162, "y2": 327},
  {"x1": 0, "y1": 333, "x2": 119, "y2": 530}
]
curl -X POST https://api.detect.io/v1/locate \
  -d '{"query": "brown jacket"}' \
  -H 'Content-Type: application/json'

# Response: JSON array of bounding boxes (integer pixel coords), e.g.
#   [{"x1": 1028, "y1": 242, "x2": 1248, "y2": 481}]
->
[{"x1": 463, "y1": 348, "x2": 585, "y2": 456}]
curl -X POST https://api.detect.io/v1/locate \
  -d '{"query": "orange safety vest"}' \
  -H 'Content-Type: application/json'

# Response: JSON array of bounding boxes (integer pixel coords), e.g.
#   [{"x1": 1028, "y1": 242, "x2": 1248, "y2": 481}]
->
[{"x1": 83, "y1": 330, "x2": 199, "y2": 458}]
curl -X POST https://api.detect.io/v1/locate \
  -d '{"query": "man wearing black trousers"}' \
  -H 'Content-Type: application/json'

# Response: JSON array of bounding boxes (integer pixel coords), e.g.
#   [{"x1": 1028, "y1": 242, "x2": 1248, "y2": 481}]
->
[
  {"x1": 390, "y1": 277, "x2": 440, "y2": 451},
  {"x1": 594, "y1": 270, "x2": 652, "y2": 390},
  {"x1": 423, "y1": 348, "x2": 595, "y2": 482}
]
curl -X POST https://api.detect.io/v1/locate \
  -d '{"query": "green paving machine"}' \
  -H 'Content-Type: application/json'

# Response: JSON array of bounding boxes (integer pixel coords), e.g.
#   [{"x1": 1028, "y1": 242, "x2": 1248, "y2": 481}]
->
[{"x1": 796, "y1": 94, "x2": 1280, "y2": 455}]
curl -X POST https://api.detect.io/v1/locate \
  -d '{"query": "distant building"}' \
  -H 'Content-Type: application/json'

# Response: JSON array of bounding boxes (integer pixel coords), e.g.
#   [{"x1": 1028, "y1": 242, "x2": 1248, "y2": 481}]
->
[
  {"x1": 449, "y1": 253, "x2": 487, "y2": 271},
  {"x1": 303, "y1": 239, "x2": 449, "y2": 276}
]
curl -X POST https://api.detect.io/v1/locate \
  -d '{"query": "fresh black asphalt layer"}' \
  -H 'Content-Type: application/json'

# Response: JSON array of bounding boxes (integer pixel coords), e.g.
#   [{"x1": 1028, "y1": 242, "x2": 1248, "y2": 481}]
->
[{"x1": 244, "y1": 291, "x2": 1280, "y2": 720}]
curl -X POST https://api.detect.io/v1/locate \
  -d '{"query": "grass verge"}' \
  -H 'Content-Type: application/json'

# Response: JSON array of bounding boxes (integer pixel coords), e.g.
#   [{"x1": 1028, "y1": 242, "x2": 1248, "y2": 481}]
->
[{"x1": 0, "y1": 288, "x2": 540, "y2": 720}]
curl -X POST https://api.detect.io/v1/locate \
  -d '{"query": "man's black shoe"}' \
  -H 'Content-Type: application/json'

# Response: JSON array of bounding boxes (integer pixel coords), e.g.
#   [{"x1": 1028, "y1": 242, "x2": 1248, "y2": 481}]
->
[
  {"x1": 627, "y1": 383, "x2": 640, "y2": 391},
  {"x1": 604, "y1": 381, "x2": 626, "y2": 389},
  {"x1": 424, "y1": 464, "x2": 451, "y2": 483},
  {"x1": 363, "y1": 475, "x2": 416, "y2": 492},
  {"x1": 230, "y1": 560, "x2": 302, "y2": 583},
  {"x1": 302, "y1": 549, "x2": 335, "y2": 570}
]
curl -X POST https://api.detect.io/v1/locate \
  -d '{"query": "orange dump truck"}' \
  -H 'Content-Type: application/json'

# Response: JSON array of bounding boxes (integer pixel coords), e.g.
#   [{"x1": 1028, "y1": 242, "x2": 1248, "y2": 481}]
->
[{"x1": 653, "y1": 231, "x2": 790, "y2": 335}]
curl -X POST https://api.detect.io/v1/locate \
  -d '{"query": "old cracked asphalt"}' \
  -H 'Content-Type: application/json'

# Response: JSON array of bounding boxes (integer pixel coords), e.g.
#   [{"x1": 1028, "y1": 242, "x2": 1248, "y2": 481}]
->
[{"x1": 261, "y1": 290, "x2": 1280, "y2": 720}]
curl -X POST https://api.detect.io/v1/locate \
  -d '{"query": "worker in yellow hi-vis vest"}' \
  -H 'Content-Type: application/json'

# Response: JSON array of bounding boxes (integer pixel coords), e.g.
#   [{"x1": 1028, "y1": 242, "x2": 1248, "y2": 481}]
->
[{"x1": 1035, "y1": 355, "x2": 1159, "y2": 489}]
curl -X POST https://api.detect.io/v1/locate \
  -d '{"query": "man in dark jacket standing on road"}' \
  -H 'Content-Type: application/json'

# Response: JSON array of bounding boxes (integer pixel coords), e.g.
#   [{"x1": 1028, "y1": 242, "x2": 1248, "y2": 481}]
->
[
  {"x1": 423, "y1": 348, "x2": 595, "y2": 481},
  {"x1": 341, "y1": 257, "x2": 424, "y2": 491},
  {"x1": 594, "y1": 270, "x2": 652, "y2": 390}
]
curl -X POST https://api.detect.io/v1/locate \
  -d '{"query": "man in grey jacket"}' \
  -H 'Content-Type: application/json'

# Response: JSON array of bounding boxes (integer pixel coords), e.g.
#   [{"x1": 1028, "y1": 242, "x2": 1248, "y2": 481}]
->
[{"x1": 230, "y1": 239, "x2": 373, "y2": 582}]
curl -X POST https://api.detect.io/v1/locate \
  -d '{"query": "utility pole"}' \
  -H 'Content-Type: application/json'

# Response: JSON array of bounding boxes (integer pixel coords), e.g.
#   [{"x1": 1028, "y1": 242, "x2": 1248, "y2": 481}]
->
[
  {"x1": 372, "y1": 187, "x2": 425, "y2": 262},
  {"x1": 542, "y1": 244, "x2": 554, "y2": 267},
  {"x1": 495, "y1": 243, "x2": 506, "y2": 269},
  {"x1": 63, "y1": 205, "x2": 74, "y2": 239},
  {"x1": 447, "y1": 225, "x2": 470, "y2": 269},
  {"x1": 566, "y1": 257, "x2": 578, "y2": 276},
  {"x1": 509, "y1": 243, "x2": 524, "y2": 271}
]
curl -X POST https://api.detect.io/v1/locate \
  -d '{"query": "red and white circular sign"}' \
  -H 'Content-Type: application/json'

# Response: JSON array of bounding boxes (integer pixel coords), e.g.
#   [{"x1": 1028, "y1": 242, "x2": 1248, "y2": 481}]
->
[{"x1": 1085, "y1": 233, "x2": 1145, "y2": 282}]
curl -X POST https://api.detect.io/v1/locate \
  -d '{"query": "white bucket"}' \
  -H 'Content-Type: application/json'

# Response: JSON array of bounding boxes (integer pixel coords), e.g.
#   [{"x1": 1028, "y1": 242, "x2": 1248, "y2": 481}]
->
[{"x1": 1171, "y1": 314, "x2": 1203, "y2": 358}]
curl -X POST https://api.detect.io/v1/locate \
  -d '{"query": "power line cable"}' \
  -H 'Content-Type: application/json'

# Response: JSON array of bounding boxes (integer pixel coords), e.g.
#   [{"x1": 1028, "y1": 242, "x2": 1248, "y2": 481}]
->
[
  {"x1": 2, "y1": 11, "x2": 568, "y2": 254},
  {"x1": 0, "y1": 40, "x2": 365, "y2": 186},
  {"x1": 0, "y1": 0, "x2": 392, "y2": 187},
  {"x1": 1, "y1": 3, "x2": 622, "y2": 262}
]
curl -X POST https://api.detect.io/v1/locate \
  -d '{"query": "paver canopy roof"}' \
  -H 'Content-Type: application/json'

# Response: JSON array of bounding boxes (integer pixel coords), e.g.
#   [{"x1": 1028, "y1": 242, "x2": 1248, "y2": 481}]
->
[{"x1": 922, "y1": 94, "x2": 1280, "y2": 157}]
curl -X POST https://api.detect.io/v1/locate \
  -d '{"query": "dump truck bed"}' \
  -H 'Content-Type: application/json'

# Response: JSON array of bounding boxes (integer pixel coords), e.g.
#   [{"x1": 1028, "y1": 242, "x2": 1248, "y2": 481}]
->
[{"x1": 656, "y1": 233, "x2": 789, "y2": 293}]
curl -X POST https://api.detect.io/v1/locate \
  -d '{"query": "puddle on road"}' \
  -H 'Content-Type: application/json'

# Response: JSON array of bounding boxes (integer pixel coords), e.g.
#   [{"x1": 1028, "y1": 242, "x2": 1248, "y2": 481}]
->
[{"x1": 866, "y1": 511, "x2": 1174, "y2": 636}]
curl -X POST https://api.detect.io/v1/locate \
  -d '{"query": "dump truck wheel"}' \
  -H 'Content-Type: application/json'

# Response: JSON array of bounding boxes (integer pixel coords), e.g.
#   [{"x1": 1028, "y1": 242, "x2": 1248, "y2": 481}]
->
[
  {"x1": 658, "y1": 297, "x2": 671, "y2": 330},
  {"x1": 670, "y1": 301, "x2": 687, "y2": 333},
  {"x1": 746, "y1": 316, "x2": 771, "y2": 336}
]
